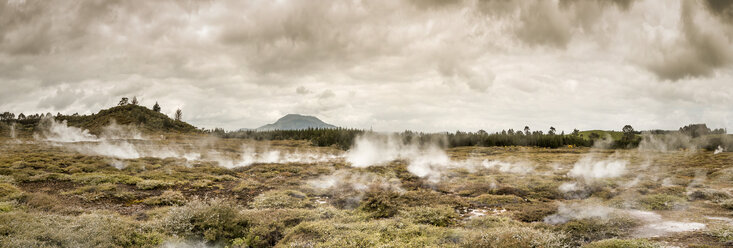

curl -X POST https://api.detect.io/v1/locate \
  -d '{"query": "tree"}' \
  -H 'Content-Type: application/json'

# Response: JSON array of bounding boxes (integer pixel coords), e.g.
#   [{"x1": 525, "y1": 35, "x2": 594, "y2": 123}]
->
[
  {"x1": 153, "y1": 102, "x2": 161, "y2": 112},
  {"x1": 572, "y1": 129, "x2": 580, "y2": 136},
  {"x1": 622, "y1": 125, "x2": 634, "y2": 134},
  {"x1": 0, "y1": 112, "x2": 14, "y2": 121},
  {"x1": 549, "y1": 126, "x2": 556, "y2": 135},
  {"x1": 524, "y1": 126, "x2": 530, "y2": 135},
  {"x1": 17, "y1": 113, "x2": 25, "y2": 120},
  {"x1": 621, "y1": 125, "x2": 637, "y2": 146},
  {"x1": 175, "y1": 109, "x2": 182, "y2": 121},
  {"x1": 118, "y1": 97, "x2": 129, "y2": 106},
  {"x1": 131, "y1": 96, "x2": 138, "y2": 105}
]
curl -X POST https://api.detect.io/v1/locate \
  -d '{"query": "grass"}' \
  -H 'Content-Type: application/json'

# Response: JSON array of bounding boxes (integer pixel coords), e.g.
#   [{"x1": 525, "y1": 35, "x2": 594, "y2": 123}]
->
[{"x1": 0, "y1": 135, "x2": 732, "y2": 247}]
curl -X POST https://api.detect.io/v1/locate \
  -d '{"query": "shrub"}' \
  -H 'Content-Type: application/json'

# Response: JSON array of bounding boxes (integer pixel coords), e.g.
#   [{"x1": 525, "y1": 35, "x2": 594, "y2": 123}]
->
[
  {"x1": 0, "y1": 201, "x2": 14, "y2": 212},
  {"x1": 400, "y1": 205, "x2": 458, "y2": 227},
  {"x1": 471, "y1": 194, "x2": 524, "y2": 207},
  {"x1": 63, "y1": 183, "x2": 135, "y2": 202},
  {"x1": 0, "y1": 211, "x2": 163, "y2": 247},
  {"x1": 142, "y1": 190, "x2": 185, "y2": 206},
  {"x1": 462, "y1": 226, "x2": 566, "y2": 248},
  {"x1": 0, "y1": 183, "x2": 22, "y2": 201},
  {"x1": 358, "y1": 188, "x2": 402, "y2": 218},
  {"x1": 637, "y1": 194, "x2": 686, "y2": 210},
  {"x1": 507, "y1": 201, "x2": 557, "y2": 222},
  {"x1": 70, "y1": 173, "x2": 142, "y2": 185},
  {"x1": 582, "y1": 238, "x2": 661, "y2": 248},
  {"x1": 22, "y1": 192, "x2": 59, "y2": 211},
  {"x1": 559, "y1": 215, "x2": 640, "y2": 244},
  {"x1": 136, "y1": 180, "x2": 173, "y2": 190},
  {"x1": 280, "y1": 219, "x2": 465, "y2": 247},
  {"x1": 239, "y1": 208, "x2": 337, "y2": 247},
  {"x1": 249, "y1": 190, "x2": 313, "y2": 209},
  {"x1": 163, "y1": 198, "x2": 250, "y2": 243},
  {"x1": 687, "y1": 189, "x2": 730, "y2": 202},
  {"x1": 719, "y1": 199, "x2": 733, "y2": 210},
  {"x1": 706, "y1": 224, "x2": 733, "y2": 242},
  {"x1": 465, "y1": 215, "x2": 523, "y2": 229}
]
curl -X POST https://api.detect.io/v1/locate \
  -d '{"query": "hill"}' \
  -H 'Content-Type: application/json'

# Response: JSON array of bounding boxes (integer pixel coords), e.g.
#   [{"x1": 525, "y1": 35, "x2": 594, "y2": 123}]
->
[
  {"x1": 256, "y1": 114, "x2": 337, "y2": 131},
  {"x1": 59, "y1": 104, "x2": 198, "y2": 134}
]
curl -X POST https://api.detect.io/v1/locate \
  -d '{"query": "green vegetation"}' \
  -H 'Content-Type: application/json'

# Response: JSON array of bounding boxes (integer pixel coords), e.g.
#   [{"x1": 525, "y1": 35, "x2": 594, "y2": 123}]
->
[
  {"x1": 582, "y1": 238, "x2": 660, "y2": 248},
  {"x1": 0, "y1": 112, "x2": 731, "y2": 247}
]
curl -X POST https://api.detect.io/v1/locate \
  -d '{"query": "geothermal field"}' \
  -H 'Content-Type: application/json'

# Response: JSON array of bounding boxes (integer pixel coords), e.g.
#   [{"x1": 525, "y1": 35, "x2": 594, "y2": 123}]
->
[{"x1": 0, "y1": 118, "x2": 732, "y2": 247}]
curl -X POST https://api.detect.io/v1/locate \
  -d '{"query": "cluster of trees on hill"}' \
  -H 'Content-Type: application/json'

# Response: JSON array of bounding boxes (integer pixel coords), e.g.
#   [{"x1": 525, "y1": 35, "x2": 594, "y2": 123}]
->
[
  {"x1": 214, "y1": 126, "x2": 606, "y2": 149},
  {"x1": 214, "y1": 124, "x2": 729, "y2": 151},
  {"x1": 0, "y1": 97, "x2": 196, "y2": 135},
  {"x1": 212, "y1": 128, "x2": 364, "y2": 149}
]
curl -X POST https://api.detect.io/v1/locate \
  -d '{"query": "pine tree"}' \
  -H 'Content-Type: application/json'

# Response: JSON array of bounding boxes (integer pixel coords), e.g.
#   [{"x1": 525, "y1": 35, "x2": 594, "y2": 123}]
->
[{"x1": 153, "y1": 102, "x2": 161, "y2": 112}]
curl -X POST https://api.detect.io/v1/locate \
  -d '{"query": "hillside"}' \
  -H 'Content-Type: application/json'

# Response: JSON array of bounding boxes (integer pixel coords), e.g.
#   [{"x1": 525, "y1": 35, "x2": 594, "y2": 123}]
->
[
  {"x1": 256, "y1": 114, "x2": 337, "y2": 131},
  {"x1": 59, "y1": 105, "x2": 198, "y2": 134}
]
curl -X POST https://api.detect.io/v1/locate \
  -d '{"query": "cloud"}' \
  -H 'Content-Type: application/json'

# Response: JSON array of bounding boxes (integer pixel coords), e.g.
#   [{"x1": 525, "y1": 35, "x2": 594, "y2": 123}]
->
[
  {"x1": 296, "y1": 86, "x2": 311, "y2": 95},
  {"x1": 516, "y1": 1, "x2": 572, "y2": 48},
  {"x1": 644, "y1": 0, "x2": 733, "y2": 80},
  {"x1": 0, "y1": 0, "x2": 731, "y2": 132}
]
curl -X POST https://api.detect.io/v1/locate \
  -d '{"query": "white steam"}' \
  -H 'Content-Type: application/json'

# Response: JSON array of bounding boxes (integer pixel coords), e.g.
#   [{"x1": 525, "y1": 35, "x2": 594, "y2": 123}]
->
[
  {"x1": 345, "y1": 134, "x2": 453, "y2": 181},
  {"x1": 481, "y1": 160, "x2": 534, "y2": 174},
  {"x1": 544, "y1": 203, "x2": 615, "y2": 224},
  {"x1": 567, "y1": 155, "x2": 627, "y2": 180},
  {"x1": 307, "y1": 170, "x2": 403, "y2": 192},
  {"x1": 9, "y1": 123, "x2": 16, "y2": 139},
  {"x1": 212, "y1": 145, "x2": 343, "y2": 169},
  {"x1": 35, "y1": 117, "x2": 98, "y2": 142},
  {"x1": 544, "y1": 204, "x2": 706, "y2": 237},
  {"x1": 345, "y1": 133, "x2": 537, "y2": 181},
  {"x1": 714, "y1": 145, "x2": 725, "y2": 154}
]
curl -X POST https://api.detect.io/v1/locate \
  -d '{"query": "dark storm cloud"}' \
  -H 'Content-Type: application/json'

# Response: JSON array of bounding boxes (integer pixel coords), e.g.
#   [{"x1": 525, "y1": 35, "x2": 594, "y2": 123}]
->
[
  {"x1": 703, "y1": 0, "x2": 733, "y2": 21},
  {"x1": 646, "y1": 0, "x2": 732, "y2": 81}
]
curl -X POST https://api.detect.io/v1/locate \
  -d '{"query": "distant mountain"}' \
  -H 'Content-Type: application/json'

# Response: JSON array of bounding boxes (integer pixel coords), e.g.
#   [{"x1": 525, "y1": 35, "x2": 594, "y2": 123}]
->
[{"x1": 256, "y1": 114, "x2": 337, "y2": 131}]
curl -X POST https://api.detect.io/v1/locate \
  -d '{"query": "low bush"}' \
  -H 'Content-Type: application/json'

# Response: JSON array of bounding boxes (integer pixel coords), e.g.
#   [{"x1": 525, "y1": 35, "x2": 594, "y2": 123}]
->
[
  {"x1": 471, "y1": 194, "x2": 524, "y2": 208},
  {"x1": 706, "y1": 224, "x2": 733, "y2": 243},
  {"x1": 558, "y1": 215, "x2": 640, "y2": 245},
  {"x1": 358, "y1": 188, "x2": 402, "y2": 218},
  {"x1": 280, "y1": 219, "x2": 465, "y2": 247},
  {"x1": 0, "y1": 211, "x2": 163, "y2": 247},
  {"x1": 506, "y1": 201, "x2": 557, "y2": 222},
  {"x1": 461, "y1": 226, "x2": 567, "y2": 248},
  {"x1": 136, "y1": 180, "x2": 173, "y2": 190},
  {"x1": 400, "y1": 205, "x2": 458, "y2": 227},
  {"x1": 464, "y1": 215, "x2": 524, "y2": 229},
  {"x1": 582, "y1": 238, "x2": 660, "y2": 248},
  {"x1": 637, "y1": 194, "x2": 686, "y2": 210},
  {"x1": 249, "y1": 190, "x2": 313, "y2": 209},
  {"x1": 163, "y1": 198, "x2": 249, "y2": 243},
  {"x1": 0, "y1": 183, "x2": 22, "y2": 201},
  {"x1": 142, "y1": 190, "x2": 185, "y2": 206}
]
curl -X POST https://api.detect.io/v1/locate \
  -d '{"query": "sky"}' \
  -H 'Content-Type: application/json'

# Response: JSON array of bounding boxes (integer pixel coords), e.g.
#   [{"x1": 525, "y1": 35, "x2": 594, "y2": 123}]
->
[{"x1": 0, "y1": 0, "x2": 732, "y2": 133}]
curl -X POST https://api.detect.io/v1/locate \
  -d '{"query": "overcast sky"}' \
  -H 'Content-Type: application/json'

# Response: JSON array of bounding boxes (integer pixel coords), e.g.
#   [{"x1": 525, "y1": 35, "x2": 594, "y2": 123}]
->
[{"x1": 1, "y1": 0, "x2": 732, "y2": 133}]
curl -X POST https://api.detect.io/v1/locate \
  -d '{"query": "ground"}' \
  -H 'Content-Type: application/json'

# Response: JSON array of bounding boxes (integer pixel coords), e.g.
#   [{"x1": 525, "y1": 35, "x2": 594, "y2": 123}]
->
[{"x1": 1, "y1": 134, "x2": 732, "y2": 247}]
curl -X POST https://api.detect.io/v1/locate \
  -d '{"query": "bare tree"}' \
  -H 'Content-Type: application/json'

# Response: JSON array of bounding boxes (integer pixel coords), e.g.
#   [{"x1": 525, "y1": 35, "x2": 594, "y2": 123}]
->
[
  {"x1": 131, "y1": 96, "x2": 138, "y2": 105},
  {"x1": 175, "y1": 109, "x2": 182, "y2": 121}
]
